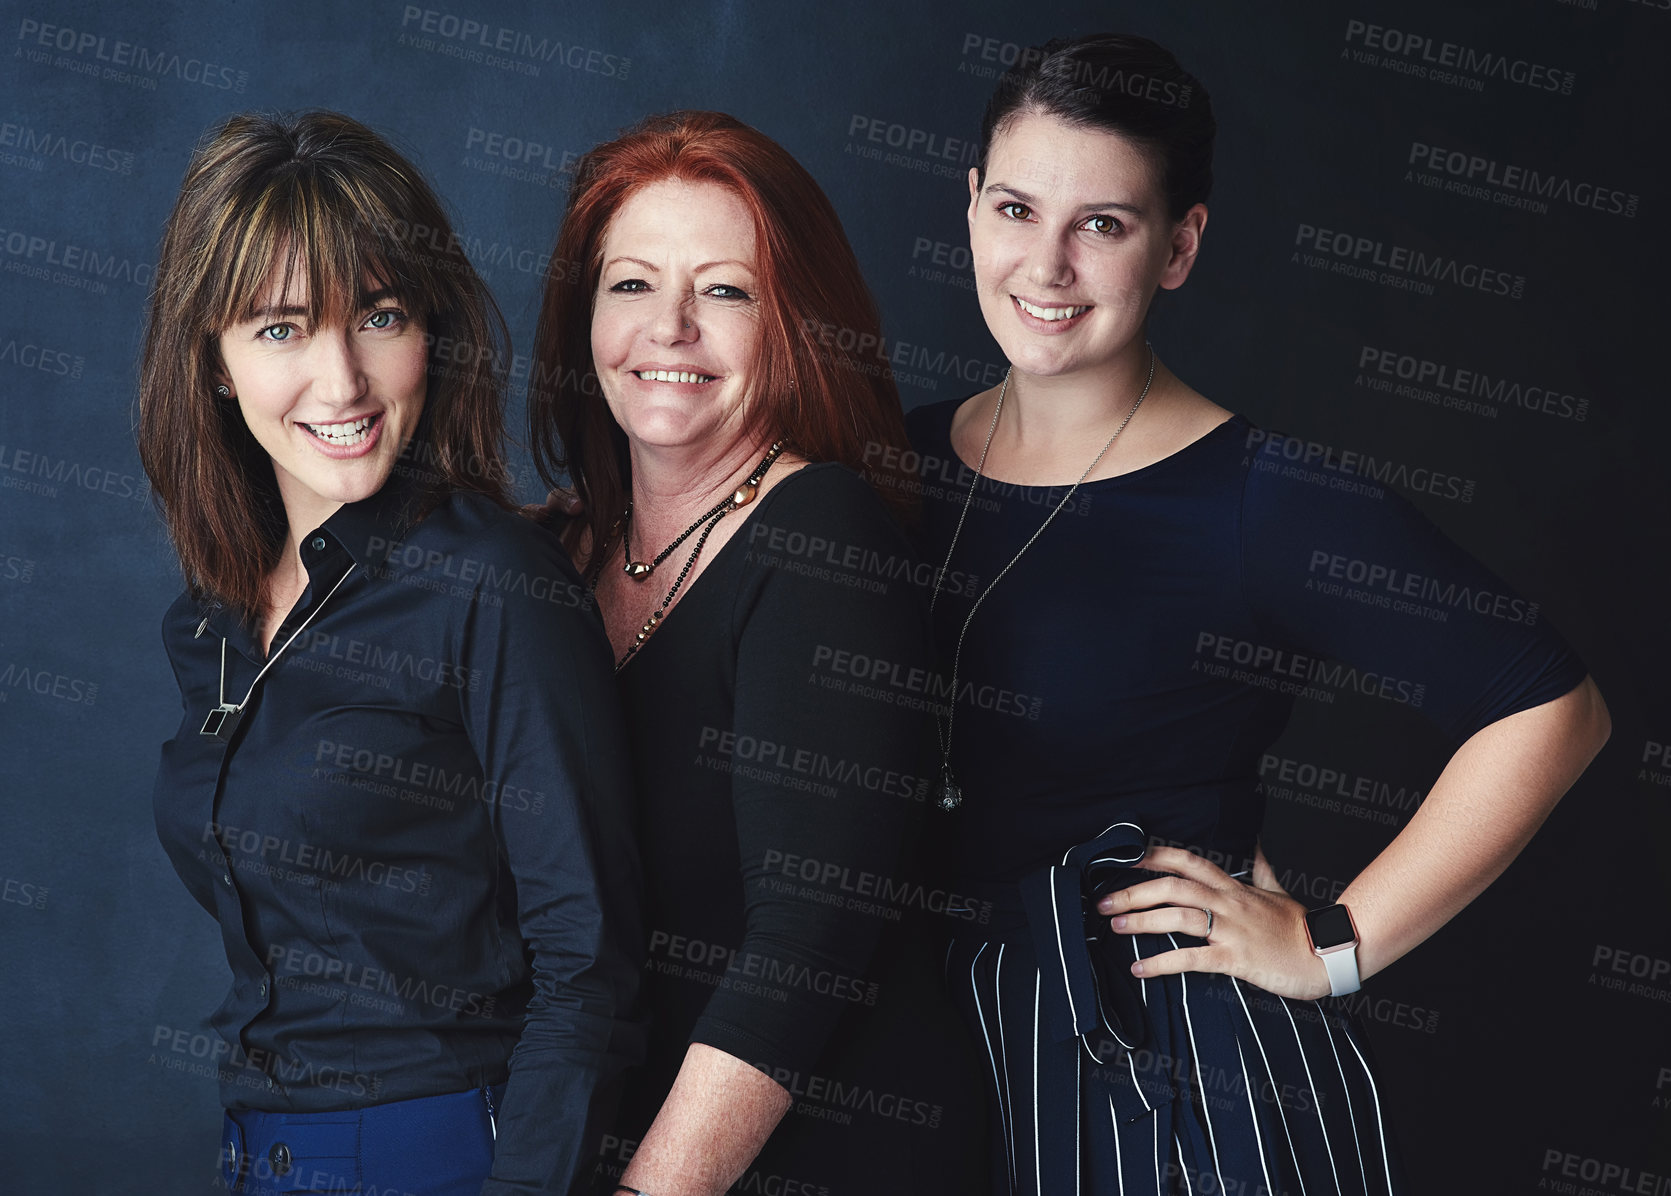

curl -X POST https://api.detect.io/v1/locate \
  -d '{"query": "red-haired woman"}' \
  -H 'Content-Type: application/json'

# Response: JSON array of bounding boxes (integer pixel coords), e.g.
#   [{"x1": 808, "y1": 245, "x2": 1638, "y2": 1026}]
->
[
  {"x1": 141, "y1": 111, "x2": 641, "y2": 1194},
  {"x1": 528, "y1": 110, "x2": 986, "y2": 1195}
]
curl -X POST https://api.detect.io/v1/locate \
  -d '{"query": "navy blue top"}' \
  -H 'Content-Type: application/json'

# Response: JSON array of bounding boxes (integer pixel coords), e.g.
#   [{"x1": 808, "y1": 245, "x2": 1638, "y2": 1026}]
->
[
  {"x1": 151, "y1": 477, "x2": 643, "y2": 1194},
  {"x1": 905, "y1": 401, "x2": 1587, "y2": 884}
]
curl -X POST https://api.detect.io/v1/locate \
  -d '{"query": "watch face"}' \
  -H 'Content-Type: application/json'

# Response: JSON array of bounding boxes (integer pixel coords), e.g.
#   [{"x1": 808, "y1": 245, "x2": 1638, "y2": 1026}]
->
[{"x1": 1307, "y1": 903, "x2": 1357, "y2": 951}]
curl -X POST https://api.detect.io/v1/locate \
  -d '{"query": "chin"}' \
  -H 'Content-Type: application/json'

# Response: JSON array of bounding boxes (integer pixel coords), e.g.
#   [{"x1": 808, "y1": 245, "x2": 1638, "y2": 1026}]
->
[
  {"x1": 621, "y1": 411, "x2": 726, "y2": 452},
  {"x1": 308, "y1": 463, "x2": 395, "y2": 506},
  {"x1": 998, "y1": 340, "x2": 1082, "y2": 379}
]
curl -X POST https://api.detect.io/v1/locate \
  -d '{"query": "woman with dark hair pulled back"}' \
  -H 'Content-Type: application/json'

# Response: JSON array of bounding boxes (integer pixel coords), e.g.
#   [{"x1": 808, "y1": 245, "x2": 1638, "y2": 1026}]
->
[{"x1": 906, "y1": 33, "x2": 1608, "y2": 1193}]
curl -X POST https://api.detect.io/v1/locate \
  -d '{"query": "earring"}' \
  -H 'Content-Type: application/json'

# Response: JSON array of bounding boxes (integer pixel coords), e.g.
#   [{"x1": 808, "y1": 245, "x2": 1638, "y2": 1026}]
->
[{"x1": 215, "y1": 385, "x2": 231, "y2": 398}]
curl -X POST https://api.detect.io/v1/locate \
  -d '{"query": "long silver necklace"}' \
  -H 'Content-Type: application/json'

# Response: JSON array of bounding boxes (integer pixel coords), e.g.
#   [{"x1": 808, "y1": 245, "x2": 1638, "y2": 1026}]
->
[
  {"x1": 200, "y1": 564, "x2": 359, "y2": 741},
  {"x1": 927, "y1": 345, "x2": 1156, "y2": 812}
]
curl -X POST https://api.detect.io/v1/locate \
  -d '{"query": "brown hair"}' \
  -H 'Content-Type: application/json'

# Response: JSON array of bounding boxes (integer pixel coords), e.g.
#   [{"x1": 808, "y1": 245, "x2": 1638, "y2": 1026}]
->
[
  {"x1": 528, "y1": 110, "x2": 914, "y2": 569},
  {"x1": 137, "y1": 109, "x2": 512, "y2": 617}
]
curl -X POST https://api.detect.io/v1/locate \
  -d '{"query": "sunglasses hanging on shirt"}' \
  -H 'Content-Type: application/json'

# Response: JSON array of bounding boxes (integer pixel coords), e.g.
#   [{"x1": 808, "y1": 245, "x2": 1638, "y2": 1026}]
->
[{"x1": 200, "y1": 565, "x2": 358, "y2": 741}]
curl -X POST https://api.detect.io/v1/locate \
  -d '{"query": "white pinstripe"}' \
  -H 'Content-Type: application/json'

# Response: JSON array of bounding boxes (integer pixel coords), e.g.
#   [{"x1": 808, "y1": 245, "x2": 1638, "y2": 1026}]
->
[
  {"x1": 1109, "y1": 1094, "x2": 1124, "y2": 1191},
  {"x1": 1048, "y1": 866, "x2": 1082, "y2": 1030},
  {"x1": 1278, "y1": 997, "x2": 1343, "y2": 1192},
  {"x1": 1151, "y1": 1106, "x2": 1161, "y2": 1196},
  {"x1": 995, "y1": 944, "x2": 1018, "y2": 1190},
  {"x1": 1032, "y1": 971, "x2": 1044, "y2": 1196},
  {"x1": 1074, "y1": 1026, "x2": 1083, "y2": 1196},
  {"x1": 1341, "y1": 1022, "x2": 1396, "y2": 1195},
  {"x1": 1237, "y1": 1038, "x2": 1276, "y2": 1196},
  {"x1": 1169, "y1": 933, "x2": 1227, "y2": 1192},
  {"x1": 969, "y1": 943, "x2": 1017, "y2": 1188},
  {"x1": 1175, "y1": 1134, "x2": 1195, "y2": 1194},
  {"x1": 1315, "y1": 1002, "x2": 1369, "y2": 1194},
  {"x1": 1124, "y1": 936, "x2": 1154, "y2": 1111},
  {"x1": 1230, "y1": 978, "x2": 1309, "y2": 1196}
]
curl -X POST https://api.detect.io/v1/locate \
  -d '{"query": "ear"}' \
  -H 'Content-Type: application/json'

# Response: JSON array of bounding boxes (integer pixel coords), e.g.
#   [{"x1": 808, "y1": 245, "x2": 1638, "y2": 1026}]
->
[
  {"x1": 209, "y1": 343, "x2": 235, "y2": 398},
  {"x1": 966, "y1": 167, "x2": 981, "y2": 230},
  {"x1": 1157, "y1": 203, "x2": 1208, "y2": 292}
]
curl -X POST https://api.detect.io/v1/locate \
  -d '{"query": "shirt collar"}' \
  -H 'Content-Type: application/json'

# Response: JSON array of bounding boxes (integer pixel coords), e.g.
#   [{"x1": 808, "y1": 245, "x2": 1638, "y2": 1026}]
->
[
  {"x1": 196, "y1": 472, "x2": 434, "y2": 653},
  {"x1": 314, "y1": 469, "x2": 429, "y2": 570}
]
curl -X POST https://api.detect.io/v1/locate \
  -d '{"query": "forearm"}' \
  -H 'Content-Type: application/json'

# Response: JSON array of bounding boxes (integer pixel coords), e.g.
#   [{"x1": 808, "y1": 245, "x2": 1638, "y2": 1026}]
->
[
  {"x1": 1342, "y1": 675, "x2": 1610, "y2": 981},
  {"x1": 616, "y1": 1043, "x2": 792, "y2": 1196}
]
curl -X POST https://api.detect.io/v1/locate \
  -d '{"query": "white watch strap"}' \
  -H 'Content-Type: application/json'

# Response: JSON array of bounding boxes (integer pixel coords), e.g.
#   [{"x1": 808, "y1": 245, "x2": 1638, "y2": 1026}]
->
[{"x1": 1320, "y1": 944, "x2": 1361, "y2": 996}]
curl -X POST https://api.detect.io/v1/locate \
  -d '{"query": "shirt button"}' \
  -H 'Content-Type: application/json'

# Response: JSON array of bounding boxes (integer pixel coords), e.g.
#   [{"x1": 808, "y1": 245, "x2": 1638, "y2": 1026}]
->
[
  {"x1": 269, "y1": 1142, "x2": 292, "y2": 1177},
  {"x1": 258, "y1": 977, "x2": 268, "y2": 998},
  {"x1": 310, "y1": 536, "x2": 327, "y2": 552},
  {"x1": 221, "y1": 873, "x2": 232, "y2": 886}
]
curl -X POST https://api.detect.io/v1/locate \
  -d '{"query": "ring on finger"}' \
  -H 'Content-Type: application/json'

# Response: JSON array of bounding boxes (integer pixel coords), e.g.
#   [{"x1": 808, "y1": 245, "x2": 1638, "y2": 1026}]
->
[{"x1": 1199, "y1": 907, "x2": 1214, "y2": 937}]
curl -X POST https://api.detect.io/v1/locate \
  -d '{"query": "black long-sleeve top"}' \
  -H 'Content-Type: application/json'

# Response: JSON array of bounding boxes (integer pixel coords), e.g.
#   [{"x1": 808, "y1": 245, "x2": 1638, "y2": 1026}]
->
[
  {"x1": 596, "y1": 463, "x2": 990, "y2": 1190},
  {"x1": 150, "y1": 475, "x2": 643, "y2": 1194}
]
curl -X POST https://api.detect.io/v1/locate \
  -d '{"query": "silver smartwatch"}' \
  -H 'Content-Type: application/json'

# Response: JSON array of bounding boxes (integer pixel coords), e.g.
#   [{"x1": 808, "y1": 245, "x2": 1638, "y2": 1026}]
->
[{"x1": 1304, "y1": 903, "x2": 1361, "y2": 996}]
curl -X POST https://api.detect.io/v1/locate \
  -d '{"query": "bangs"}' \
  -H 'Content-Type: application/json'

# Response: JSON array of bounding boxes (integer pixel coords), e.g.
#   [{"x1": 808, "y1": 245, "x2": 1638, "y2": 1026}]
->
[{"x1": 201, "y1": 166, "x2": 443, "y2": 333}]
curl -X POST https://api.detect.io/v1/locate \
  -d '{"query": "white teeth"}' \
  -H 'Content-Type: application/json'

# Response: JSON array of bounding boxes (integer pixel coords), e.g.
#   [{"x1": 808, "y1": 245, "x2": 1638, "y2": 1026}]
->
[
  {"x1": 636, "y1": 369, "x2": 715, "y2": 384},
  {"x1": 1016, "y1": 297, "x2": 1091, "y2": 322},
  {"x1": 304, "y1": 416, "x2": 375, "y2": 447}
]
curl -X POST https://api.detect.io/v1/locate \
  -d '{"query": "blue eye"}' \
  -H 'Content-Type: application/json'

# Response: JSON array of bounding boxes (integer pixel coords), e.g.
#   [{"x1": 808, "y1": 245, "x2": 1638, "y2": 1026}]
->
[
  {"x1": 363, "y1": 308, "x2": 404, "y2": 330},
  {"x1": 704, "y1": 284, "x2": 751, "y2": 301},
  {"x1": 609, "y1": 279, "x2": 649, "y2": 293},
  {"x1": 259, "y1": 324, "x2": 294, "y2": 343}
]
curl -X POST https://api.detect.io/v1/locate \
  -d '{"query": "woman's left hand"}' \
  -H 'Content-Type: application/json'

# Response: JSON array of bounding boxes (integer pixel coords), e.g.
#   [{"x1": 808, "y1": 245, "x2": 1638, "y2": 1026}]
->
[{"x1": 1097, "y1": 845, "x2": 1333, "y2": 1000}]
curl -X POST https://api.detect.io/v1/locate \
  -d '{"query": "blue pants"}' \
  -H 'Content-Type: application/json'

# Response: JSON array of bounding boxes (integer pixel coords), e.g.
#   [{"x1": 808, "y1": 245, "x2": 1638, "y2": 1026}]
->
[{"x1": 220, "y1": 1085, "x2": 502, "y2": 1195}]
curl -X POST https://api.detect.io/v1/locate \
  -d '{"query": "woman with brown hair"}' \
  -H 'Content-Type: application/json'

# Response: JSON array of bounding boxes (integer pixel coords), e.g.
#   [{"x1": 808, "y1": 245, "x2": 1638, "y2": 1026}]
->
[
  {"x1": 141, "y1": 110, "x2": 641, "y2": 1195},
  {"x1": 528, "y1": 110, "x2": 986, "y2": 1195}
]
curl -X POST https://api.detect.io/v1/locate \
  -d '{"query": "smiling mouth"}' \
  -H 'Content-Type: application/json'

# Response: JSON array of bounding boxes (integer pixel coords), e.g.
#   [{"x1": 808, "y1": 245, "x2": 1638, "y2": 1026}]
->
[
  {"x1": 1014, "y1": 297, "x2": 1092, "y2": 322},
  {"x1": 634, "y1": 369, "x2": 717, "y2": 384},
  {"x1": 302, "y1": 414, "x2": 380, "y2": 447}
]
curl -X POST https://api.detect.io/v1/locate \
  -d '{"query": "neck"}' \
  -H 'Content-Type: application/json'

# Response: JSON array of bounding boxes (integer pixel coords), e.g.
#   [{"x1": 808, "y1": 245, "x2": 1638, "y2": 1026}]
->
[
  {"x1": 626, "y1": 432, "x2": 773, "y2": 548},
  {"x1": 274, "y1": 478, "x2": 345, "y2": 597},
  {"x1": 1001, "y1": 340, "x2": 1164, "y2": 448}
]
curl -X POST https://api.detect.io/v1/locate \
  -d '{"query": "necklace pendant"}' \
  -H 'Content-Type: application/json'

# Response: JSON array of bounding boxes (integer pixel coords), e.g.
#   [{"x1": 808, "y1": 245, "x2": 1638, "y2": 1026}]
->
[
  {"x1": 731, "y1": 480, "x2": 758, "y2": 507},
  {"x1": 934, "y1": 768, "x2": 963, "y2": 813},
  {"x1": 200, "y1": 703, "x2": 244, "y2": 742},
  {"x1": 623, "y1": 560, "x2": 654, "y2": 580}
]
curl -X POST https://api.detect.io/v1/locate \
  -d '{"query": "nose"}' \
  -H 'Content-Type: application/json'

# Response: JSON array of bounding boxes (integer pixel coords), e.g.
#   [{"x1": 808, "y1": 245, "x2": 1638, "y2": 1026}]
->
[
  {"x1": 311, "y1": 326, "x2": 370, "y2": 407},
  {"x1": 649, "y1": 289, "x2": 697, "y2": 345},
  {"x1": 1025, "y1": 232, "x2": 1075, "y2": 290}
]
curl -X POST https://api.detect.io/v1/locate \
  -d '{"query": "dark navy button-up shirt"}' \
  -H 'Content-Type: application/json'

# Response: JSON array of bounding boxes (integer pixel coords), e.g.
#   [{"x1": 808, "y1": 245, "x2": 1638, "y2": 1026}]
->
[{"x1": 151, "y1": 477, "x2": 643, "y2": 1193}]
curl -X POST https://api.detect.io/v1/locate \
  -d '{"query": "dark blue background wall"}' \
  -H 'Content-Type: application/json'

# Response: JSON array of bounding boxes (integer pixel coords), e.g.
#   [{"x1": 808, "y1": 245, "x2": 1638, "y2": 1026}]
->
[{"x1": 2, "y1": 2, "x2": 1667, "y2": 1191}]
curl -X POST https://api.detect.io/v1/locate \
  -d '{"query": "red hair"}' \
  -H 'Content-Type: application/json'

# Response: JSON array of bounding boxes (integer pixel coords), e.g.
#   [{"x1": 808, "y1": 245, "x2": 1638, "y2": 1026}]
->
[{"x1": 528, "y1": 110, "x2": 913, "y2": 568}]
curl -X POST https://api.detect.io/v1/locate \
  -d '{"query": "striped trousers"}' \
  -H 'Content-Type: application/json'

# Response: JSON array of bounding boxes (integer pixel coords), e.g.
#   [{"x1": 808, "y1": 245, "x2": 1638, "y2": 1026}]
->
[{"x1": 946, "y1": 927, "x2": 1407, "y2": 1196}]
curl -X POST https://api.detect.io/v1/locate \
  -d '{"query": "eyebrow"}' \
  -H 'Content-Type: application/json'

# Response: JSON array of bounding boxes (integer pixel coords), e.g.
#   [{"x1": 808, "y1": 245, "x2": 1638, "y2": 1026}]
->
[
  {"x1": 984, "y1": 183, "x2": 1145, "y2": 218},
  {"x1": 602, "y1": 256, "x2": 755, "y2": 273},
  {"x1": 245, "y1": 286, "x2": 402, "y2": 322}
]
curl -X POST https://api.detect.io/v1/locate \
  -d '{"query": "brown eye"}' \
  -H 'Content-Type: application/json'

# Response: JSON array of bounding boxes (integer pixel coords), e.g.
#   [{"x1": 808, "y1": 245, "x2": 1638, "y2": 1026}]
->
[
  {"x1": 1084, "y1": 215, "x2": 1121, "y2": 235},
  {"x1": 998, "y1": 202, "x2": 1032, "y2": 221}
]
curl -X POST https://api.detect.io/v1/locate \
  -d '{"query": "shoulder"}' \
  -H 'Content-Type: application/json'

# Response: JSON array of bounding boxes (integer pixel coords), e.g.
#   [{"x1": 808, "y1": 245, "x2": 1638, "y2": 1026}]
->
[
  {"x1": 1236, "y1": 425, "x2": 1468, "y2": 578},
  {"x1": 395, "y1": 491, "x2": 597, "y2": 625},
  {"x1": 408, "y1": 491, "x2": 578, "y2": 573},
  {"x1": 903, "y1": 397, "x2": 964, "y2": 450},
  {"x1": 159, "y1": 588, "x2": 209, "y2": 653},
  {"x1": 748, "y1": 462, "x2": 909, "y2": 548},
  {"x1": 734, "y1": 464, "x2": 930, "y2": 631},
  {"x1": 1240, "y1": 425, "x2": 1419, "y2": 516}
]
